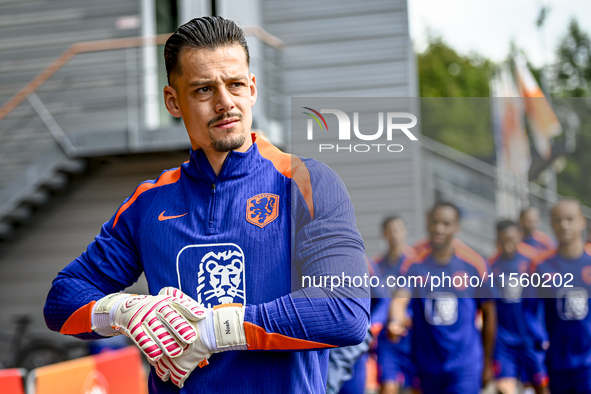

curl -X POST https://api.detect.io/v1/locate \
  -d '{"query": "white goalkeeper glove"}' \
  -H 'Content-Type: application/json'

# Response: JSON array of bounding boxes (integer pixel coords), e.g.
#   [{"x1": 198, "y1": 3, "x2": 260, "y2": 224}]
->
[
  {"x1": 152, "y1": 287, "x2": 247, "y2": 388},
  {"x1": 91, "y1": 291, "x2": 204, "y2": 363}
]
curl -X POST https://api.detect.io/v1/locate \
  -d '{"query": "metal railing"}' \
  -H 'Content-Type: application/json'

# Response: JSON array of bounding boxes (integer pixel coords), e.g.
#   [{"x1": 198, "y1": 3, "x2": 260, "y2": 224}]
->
[
  {"x1": 0, "y1": 26, "x2": 285, "y2": 121},
  {"x1": 421, "y1": 135, "x2": 591, "y2": 257},
  {"x1": 0, "y1": 27, "x2": 285, "y2": 234}
]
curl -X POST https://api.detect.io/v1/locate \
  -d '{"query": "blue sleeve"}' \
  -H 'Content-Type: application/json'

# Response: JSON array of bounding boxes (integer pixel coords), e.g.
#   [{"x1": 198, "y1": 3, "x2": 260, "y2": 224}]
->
[
  {"x1": 43, "y1": 191, "x2": 145, "y2": 339},
  {"x1": 243, "y1": 159, "x2": 370, "y2": 350},
  {"x1": 522, "y1": 297, "x2": 549, "y2": 348}
]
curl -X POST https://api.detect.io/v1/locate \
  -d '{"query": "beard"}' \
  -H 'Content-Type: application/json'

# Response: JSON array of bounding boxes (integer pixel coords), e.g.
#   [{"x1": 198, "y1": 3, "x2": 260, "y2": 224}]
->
[
  {"x1": 207, "y1": 112, "x2": 247, "y2": 152},
  {"x1": 210, "y1": 132, "x2": 246, "y2": 152}
]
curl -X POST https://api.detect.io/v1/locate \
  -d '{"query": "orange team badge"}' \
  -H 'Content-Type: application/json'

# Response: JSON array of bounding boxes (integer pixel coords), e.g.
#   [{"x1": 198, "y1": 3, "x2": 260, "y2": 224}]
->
[{"x1": 246, "y1": 193, "x2": 279, "y2": 228}]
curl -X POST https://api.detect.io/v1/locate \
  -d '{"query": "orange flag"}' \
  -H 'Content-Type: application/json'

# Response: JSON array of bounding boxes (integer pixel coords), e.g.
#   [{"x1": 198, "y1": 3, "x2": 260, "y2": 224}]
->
[{"x1": 513, "y1": 55, "x2": 561, "y2": 160}]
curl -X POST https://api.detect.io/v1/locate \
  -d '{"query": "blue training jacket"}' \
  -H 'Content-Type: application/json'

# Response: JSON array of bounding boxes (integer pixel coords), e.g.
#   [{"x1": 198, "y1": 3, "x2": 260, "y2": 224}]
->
[{"x1": 44, "y1": 134, "x2": 370, "y2": 394}]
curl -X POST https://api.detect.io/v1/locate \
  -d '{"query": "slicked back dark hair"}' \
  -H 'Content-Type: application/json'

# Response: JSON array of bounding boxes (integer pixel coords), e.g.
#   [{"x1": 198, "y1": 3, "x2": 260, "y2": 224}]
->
[
  {"x1": 496, "y1": 219, "x2": 519, "y2": 234},
  {"x1": 164, "y1": 16, "x2": 250, "y2": 85},
  {"x1": 429, "y1": 201, "x2": 461, "y2": 222}
]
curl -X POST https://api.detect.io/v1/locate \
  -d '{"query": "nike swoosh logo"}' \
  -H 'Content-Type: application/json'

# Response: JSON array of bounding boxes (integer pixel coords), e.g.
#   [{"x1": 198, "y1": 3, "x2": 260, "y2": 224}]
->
[{"x1": 158, "y1": 211, "x2": 188, "y2": 221}]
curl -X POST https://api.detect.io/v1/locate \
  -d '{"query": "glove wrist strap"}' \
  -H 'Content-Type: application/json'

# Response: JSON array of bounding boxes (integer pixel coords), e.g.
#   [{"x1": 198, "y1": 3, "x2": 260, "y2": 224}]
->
[
  {"x1": 213, "y1": 304, "x2": 247, "y2": 351},
  {"x1": 91, "y1": 293, "x2": 131, "y2": 337}
]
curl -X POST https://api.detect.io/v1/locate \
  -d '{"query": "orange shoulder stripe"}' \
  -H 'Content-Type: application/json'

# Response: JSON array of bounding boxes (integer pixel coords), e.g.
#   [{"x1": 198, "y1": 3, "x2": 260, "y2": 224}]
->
[
  {"x1": 529, "y1": 249, "x2": 557, "y2": 274},
  {"x1": 412, "y1": 239, "x2": 430, "y2": 254},
  {"x1": 255, "y1": 133, "x2": 314, "y2": 219},
  {"x1": 403, "y1": 245, "x2": 418, "y2": 259},
  {"x1": 252, "y1": 133, "x2": 292, "y2": 177},
  {"x1": 244, "y1": 322, "x2": 336, "y2": 351},
  {"x1": 113, "y1": 166, "x2": 183, "y2": 228},
  {"x1": 451, "y1": 238, "x2": 467, "y2": 248},
  {"x1": 489, "y1": 250, "x2": 501, "y2": 265},
  {"x1": 533, "y1": 230, "x2": 556, "y2": 248},
  {"x1": 400, "y1": 249, "x2": 428, "y2": 275},
  {"x1": 517, "y1": 242, "x2": 539, "y2": 260},
  {"x1": 60, "y1": 301, "x2": 96, "y2": 335},
  {"x1": 455, "y1": 243, "x2": 487, "y2": 277}
]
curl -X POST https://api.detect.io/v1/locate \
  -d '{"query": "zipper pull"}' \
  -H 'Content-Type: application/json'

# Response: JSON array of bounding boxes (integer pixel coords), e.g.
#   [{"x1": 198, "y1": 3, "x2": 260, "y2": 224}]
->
[{"x1": 211, "y1": 183, "x2": 216, "y2": 194}]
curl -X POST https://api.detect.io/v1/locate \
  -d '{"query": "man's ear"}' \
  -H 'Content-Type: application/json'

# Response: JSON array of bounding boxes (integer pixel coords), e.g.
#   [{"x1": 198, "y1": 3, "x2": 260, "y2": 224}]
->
[
  {"x1": 249, "y1": 73, "x2": 258, "y2": 107},
  {"x1": 164, "y1": 85, "x2": 181, "y2": 118}
]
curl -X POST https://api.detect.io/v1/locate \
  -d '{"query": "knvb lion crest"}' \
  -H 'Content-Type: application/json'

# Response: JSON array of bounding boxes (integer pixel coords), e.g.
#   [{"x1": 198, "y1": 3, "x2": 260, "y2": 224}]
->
[
  {"x1": 425, "y1": 293, "x2": 458, "y2": 326},
  {"x1": 176, "y1": 243, "x2": 246, "y2": 308},
  {"x1": 246, "y1": 193, "x2": 279, "y2": 228},
  {"x1": 557, "y1": 287, "x2": 589, "y2": 321}
]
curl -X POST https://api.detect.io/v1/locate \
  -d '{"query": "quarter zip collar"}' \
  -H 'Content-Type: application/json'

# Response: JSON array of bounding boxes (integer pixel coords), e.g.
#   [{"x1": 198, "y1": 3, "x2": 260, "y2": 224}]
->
[{"x1": 188, "y1": 135, "x2": 263, "y2": 183}]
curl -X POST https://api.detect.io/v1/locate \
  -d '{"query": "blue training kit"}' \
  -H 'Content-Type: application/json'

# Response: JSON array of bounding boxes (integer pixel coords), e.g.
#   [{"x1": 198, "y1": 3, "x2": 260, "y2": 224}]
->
[
  {"x1": 375, "y1": 249, "x2": 419, "y2": 388},
  {"x1": 532, "y1": 245, "x2": 591, "y2": 393},
  {"x1": 400, "y1": 242, "x2": 497, "y2": 393},
  {"x1": 44, "y1": 134, "x2": 370, "y2": 394},
  {"x1": 490, "y1": 243, "x2": 548, "y2": 386}
]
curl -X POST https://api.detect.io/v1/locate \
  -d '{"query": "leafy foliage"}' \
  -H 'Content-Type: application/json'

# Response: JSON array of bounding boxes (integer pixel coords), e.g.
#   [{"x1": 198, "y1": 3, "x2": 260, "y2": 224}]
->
[
  {"x1": 416, "y1": 25, "x2": 591, "y2": 206},
  {"x1": 417, "y1": 36, "x2": 496, "y2": 159},
  {"x1": 552, "y1": 21, "x2": 591, "y2": 206},
  {"x1": 553, "y1": 20, "x2": 591, "y2": 98}
]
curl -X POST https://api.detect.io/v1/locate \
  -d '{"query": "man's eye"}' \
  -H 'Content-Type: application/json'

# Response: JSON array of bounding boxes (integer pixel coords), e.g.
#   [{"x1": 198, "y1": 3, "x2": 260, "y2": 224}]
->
[
  {"x1": 231, "y1": 82, "x2": 245, "y2": 87},
  {"x1": 196, "y1": 87, "x2": 211, "y2": 93}
]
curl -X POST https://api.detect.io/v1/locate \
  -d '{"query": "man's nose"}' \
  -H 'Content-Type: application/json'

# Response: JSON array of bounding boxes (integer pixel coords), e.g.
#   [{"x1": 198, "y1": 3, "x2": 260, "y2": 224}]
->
[{"x1": 215, "y1": 87, "x2": 235, "y2": 113}]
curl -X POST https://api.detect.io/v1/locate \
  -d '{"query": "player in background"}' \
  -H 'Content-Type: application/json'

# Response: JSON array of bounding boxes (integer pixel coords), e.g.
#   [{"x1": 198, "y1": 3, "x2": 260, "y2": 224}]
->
[
  {"x1": 376, "y1": 216, "x2": 416, "y2": 279},
  {"x1": 389, "y1": 201, "x2": 497, "y2": 393},
  {"x1": 530, "y1": 199, "x2": 591, "y2": 394},
  {"x1": 520, "y1": 207, "x2": 556, "y2": 253},
  {"x1": 489, "y1": 220, "x2": 548, "y2": 394},
  {"x1": 375, "y1": 216, "x2": 419, "y2": 394}
]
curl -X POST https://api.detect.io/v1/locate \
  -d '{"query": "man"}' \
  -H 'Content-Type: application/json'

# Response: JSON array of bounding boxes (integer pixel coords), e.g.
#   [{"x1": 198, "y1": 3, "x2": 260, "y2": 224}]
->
[
  {"x1": 489, "y1": 220, "x2": 548, "y2": 394},
  {"x1": 375, "y1": 216, "x2": 419, "y2": 394},
  {"x1": 376, "y1": 216, "x2": 416, "y2": 280},
  {"x1": 520, "y1": 207, "x2": 556, "y2": 253},
  {"x1": 389, "y1": 202, "x2": 497, "y2": 393},
  {"x1": 44, "y1": 17, "x2": 369, "y2": 393},
  {"x1": 531, "y1": 199, "x2": 591, "y2": 394}
]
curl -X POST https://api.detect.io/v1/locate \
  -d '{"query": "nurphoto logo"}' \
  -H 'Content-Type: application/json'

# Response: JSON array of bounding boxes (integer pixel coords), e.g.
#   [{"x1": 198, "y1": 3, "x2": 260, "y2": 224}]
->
[{"x1": 302, "y1": 107, "x2": 419, "y2": 153}]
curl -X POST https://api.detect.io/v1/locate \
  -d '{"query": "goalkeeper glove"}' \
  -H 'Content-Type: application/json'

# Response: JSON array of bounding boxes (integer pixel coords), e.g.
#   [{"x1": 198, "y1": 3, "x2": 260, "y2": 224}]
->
[
  {"x1": 91, "y1": 291, "x2": 204, "y2": 363},
  {"x1": 152, "y1": 287, "x2": 247, "y2": 388}
]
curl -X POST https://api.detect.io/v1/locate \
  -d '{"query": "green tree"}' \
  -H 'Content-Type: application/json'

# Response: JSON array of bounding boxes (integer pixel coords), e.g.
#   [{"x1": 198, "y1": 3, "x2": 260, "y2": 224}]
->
[
  {"x1": 553, "y1": 19, "x2": 591, "y2": 97},
  {"x1": 553, "y1": 20, "x2": 591, "y2": 207},
  {"x1": 417, "y1": 36, "x2": 496, "y2": 159},
  {"x1": 418, "y1": 36, "x2": 494, "y2": 97}
]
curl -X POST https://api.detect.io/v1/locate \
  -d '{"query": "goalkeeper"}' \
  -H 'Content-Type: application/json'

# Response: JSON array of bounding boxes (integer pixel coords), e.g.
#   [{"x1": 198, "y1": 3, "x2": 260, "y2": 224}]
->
[{"x1": 44, "y1": 16, "x2": 369, "y2": 393}]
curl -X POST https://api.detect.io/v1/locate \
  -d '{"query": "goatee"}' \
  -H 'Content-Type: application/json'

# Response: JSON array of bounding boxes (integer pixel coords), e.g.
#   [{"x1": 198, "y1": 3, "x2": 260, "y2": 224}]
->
[{"x1": 210, "y1": 133, "x2": 246, "y2": 152}]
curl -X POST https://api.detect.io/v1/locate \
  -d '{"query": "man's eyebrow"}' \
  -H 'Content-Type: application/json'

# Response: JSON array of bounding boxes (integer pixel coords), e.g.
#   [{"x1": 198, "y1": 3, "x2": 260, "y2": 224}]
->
[
  {"x1": 188, "y1": 80, "x2": 214, "y2": 87},
  {"x1": 187, "y1": 75, "x2": 248, "y2": 87}
]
